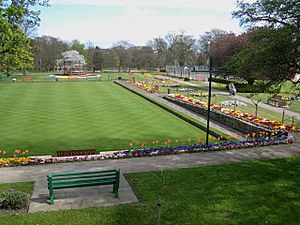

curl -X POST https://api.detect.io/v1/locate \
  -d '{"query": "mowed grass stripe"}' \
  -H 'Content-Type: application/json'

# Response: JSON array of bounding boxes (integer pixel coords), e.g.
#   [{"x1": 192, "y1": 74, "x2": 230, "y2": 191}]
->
[{"x1": 0, "y1": 82, "x2": 207, "y2": 156}]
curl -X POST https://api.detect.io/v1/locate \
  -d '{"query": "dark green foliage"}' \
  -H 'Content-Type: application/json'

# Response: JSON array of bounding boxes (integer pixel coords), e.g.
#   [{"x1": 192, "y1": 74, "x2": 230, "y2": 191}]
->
[
  {"x1": 234, "y1": 83, "x2": 265, "y2": 93},
  {"x1": 0, "y1": 1, "x2": 48, "y2": 75},
  {"x1": 208, "y1": 77, "x2": 238, "y2": 85},
  {"x1": 231, "y1": 0, "x2": 300, "y2": 85},
  {"x1": 0, "y1": 191, "x2": 29, "y2": 210}
]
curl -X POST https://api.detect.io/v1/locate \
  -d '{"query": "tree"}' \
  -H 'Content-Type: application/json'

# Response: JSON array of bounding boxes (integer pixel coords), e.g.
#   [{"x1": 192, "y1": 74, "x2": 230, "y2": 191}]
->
[
  {"x1": 32, "y1": 36, "x2": 69, "y2": 71},
  {"x1": 233, "y1": 0, "x2": 300, "y2": 84},
  {"x1": 0, "y1": 0, "x2": 48, "y2": 75},
  {"x1": 147, "y1": 37, "x2": 169, "y2": 67},
  {"x1": 91, "y1": 46, "x2": 103, "y2": 72},
  {"x1": 111, "y1": 41, "x2": 133, "y2": 72},
  {"x1": 197, "y1": 29, "x2": 227, "y2": 54},
  {"x1": 5, "y1": 0, "x2": 49, "y2": 34},
  {"x1": 210, "y1": 33, "x2": 248, "y2": 68},
  {"x1": 70, "y1": 39, "x2": 87, "y2": 59},
  {"x1": 165, "y1": 31, "x2": 196, "y2": 67}
]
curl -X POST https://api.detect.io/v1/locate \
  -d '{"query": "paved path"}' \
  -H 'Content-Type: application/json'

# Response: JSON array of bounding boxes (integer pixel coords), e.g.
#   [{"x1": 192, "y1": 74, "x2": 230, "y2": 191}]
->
[{"x1": 174, "y1": 79, "x2": 300, "y2": 121}]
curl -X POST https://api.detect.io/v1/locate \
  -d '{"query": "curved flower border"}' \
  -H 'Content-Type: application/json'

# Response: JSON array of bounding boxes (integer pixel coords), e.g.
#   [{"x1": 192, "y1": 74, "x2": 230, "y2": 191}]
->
[{"x1": 0, "y1": 135, "x2": 293, "y2": 167}]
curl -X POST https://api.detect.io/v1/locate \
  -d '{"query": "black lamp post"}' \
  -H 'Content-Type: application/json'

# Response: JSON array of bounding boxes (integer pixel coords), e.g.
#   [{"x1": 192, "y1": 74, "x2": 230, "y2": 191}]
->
[{"x1": 205, "y1": 48, "x2": 213, "y2": 148}]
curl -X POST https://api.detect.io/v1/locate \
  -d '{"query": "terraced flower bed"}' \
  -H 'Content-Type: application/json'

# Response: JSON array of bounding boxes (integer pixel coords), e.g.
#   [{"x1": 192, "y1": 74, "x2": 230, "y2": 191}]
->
[{"x1": 165, "y1": 94, "x2": 297, "y2": 133}]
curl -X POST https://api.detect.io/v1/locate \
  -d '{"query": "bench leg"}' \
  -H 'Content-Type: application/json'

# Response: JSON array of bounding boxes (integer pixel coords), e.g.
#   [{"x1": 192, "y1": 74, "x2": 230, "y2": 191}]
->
[
  {"x1": 49, "y1": 189, "x2": 54, "y2": 205},
  {"x1": 113, "y1": 184, "x2": 119, "y2": 198}
]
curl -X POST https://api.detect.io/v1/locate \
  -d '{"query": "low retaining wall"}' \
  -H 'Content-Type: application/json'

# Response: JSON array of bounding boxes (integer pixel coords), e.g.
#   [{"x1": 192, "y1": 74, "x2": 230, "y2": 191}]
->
[{"x1": 164, "y1": 96, "x2": 273, "y2": 134}]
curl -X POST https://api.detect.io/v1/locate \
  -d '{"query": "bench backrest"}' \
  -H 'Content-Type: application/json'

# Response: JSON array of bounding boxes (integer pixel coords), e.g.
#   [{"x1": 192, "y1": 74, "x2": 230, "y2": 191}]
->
[
  {"x1": 48, "y1": 169, "x2": 120, "y2": 188},
  {"x1": 56, "y1": 149, "x2": 96, "y2": 157},
  {"x1": 1, "y1": 76, "x2": 12, "y2": 81},
  {"x1": 23, "y1": 76, "x2": 33, "y2": 81}
]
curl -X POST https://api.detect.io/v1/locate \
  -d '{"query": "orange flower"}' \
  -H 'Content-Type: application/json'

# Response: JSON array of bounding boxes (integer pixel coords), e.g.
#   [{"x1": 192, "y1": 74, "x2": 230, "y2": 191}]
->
[
  {"x1": 129, "y1": 142, "x2": 133, "y2": 147},
  {"x1": 187, "y1": 138, "x2": 191, "y2": 143},
  {"x1": 226, "y1": 135, "x2": 232, "y2": 139},
  {"x1": 237, "y1": 135, "x2": 242, "y2": 139},
  {"x1": 136, "y1": 141, "x2": 140, "y2": 145}
]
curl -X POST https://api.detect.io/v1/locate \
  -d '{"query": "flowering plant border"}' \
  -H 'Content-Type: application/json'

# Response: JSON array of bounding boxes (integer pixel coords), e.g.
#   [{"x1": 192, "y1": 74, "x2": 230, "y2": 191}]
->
[{"x1": 0, "y1": 134, "x2": 293, "y2": 167}]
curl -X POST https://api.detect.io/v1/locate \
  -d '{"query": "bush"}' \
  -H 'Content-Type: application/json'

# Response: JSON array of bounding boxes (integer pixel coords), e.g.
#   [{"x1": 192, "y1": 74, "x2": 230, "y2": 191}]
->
[
  {"x1": 208, "y1": 77, "x2": 237, "y2": 84},
  {"x1": 234, "y1": 84, "x2": 265, "y2": 93},
  {"x1": 184, "y1": 78, "x2": 190, "y2": 81},
  {"x1": 0, "y1": 191, "x2": 29, "y2": 210}
]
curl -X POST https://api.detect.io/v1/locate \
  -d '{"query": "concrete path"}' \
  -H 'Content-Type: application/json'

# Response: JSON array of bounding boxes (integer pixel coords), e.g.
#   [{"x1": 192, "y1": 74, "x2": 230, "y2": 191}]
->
[{"x1": 173, "y1": 79, "x2": 300, "y2": 121}]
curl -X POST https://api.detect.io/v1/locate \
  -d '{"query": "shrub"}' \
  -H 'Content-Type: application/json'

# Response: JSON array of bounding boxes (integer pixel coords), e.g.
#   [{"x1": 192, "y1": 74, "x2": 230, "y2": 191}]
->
[
  {"x1": 0, "y1": 191, "x2": 29, "y2": 210},
  {"x1": 208, "y1": 77, "x2": 238, "y2": 84},
  {"x1": 184, "y1": 78, "x2": 190, "y2": 81},
  {"x1": 234, "y1": 84, "x2": 265, "y2": 93}
]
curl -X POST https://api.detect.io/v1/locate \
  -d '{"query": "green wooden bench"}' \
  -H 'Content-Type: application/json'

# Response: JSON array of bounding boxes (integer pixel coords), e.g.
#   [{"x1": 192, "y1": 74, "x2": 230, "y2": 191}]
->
[{"x1": 47, "y1": 169, "x2": 120, "y2": 205}]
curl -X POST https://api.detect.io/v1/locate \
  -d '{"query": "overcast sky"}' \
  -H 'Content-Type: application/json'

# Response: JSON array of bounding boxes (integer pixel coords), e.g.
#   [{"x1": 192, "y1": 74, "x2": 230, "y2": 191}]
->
[{"x1": 37, "y1": 0, "x2": 249, "y2": 48}]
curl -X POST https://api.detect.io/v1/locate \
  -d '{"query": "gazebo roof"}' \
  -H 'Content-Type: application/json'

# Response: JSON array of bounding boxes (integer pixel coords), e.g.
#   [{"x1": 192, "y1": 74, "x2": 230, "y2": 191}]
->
[{"x1": 61, "y1": 50, "x2": 85, "y2": 63}]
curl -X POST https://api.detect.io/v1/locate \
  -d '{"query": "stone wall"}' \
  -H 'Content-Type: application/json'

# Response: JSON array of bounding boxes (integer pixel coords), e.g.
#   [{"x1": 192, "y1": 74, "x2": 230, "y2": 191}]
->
[{"x1": 164, "y1": 96, "x2": 273, "y2": 134}]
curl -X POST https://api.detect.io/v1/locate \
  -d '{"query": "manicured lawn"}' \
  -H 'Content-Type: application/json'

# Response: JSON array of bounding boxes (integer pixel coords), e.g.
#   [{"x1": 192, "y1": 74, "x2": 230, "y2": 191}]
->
[
  {"x1": 0, "y1": 82, "x2": 209, "y2": 156},
  {"x1": 1, "y1": 157, "x2": 300, "y2": 225}
]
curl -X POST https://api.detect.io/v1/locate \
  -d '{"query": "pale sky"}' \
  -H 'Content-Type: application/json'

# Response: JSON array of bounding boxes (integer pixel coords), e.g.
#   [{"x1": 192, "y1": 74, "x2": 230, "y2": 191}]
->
[{"x1": 37, "y1": 0, "x2": 247, "y2": 48}]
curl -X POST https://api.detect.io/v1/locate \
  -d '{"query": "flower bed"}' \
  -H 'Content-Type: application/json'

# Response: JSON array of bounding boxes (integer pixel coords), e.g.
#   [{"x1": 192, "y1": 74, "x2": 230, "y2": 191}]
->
[
  {"x1": 0, "y1": 134, "x2": 294, "y2": 167},
  {"x1": 126, "y1": 81, "x2": 160, "y2": 93},
  {"x1": 165, "y1": 94, "x2": 297, "y2": 132}
]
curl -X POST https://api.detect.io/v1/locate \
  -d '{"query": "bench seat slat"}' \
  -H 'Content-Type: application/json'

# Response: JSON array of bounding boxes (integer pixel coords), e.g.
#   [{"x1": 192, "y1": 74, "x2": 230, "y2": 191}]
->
[
  {"x1": 50, "y1": 173, "x2": 117, "y2": 181},
  {"x1": 52, "y1": 178, "x2": 116, "y2": 187},
  {"x1": 48, "y1": 169, "x2": 117, "y2": 177},
  {"x1": 53, "y1": 180, "x2": 116, "y2": 189}
]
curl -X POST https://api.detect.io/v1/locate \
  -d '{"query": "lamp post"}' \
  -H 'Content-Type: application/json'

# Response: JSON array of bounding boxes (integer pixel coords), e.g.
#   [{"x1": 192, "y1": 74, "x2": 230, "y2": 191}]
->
[{"x1": 205, "y1": 47, "x2": 213, "y2": 148}]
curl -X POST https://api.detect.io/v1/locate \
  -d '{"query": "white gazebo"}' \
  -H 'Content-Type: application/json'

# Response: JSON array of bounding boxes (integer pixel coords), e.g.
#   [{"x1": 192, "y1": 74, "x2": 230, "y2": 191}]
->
[{"x1": 56, "y1": 50, "x2": 85, "y2": 75}]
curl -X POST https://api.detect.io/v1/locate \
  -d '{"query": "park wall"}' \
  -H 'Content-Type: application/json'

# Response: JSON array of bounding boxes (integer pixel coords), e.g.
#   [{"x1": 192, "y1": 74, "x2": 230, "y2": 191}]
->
[{"x1": 164, "y1": 96, "x2": 273, "y2": 134}]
